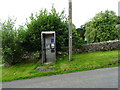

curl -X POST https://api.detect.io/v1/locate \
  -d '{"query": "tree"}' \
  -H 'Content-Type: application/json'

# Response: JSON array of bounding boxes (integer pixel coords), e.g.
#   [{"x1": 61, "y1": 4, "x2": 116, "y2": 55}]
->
[
  {"x1": 117, "y1": 16, "x2": 120, "y2": 24},
  {"x1": 85, "y1": 10, "x2": 118, "y2": 43},
  {"x1": 1, "y1": 18, "x2": 25, "y2": 65},
  {"x1": 1, "y1": 7, "x2": 83, "y2": 65},
  {"x1": 76, "y1": 25, "x2": 86, "y2": 40},
  {"x1": 24, "y1": 7, "x2": 83, "y2": 53}
]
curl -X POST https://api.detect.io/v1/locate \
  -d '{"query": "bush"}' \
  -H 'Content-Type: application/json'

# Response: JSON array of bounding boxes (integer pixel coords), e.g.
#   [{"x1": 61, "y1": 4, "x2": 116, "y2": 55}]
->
[
  {"x1": 2, "y1": 18, "x2": 25, "y2": 65},
  {"x1": 1, "y1": 7, "x2": 83, "y2": 65},
  {"x1": 85, "y1": 10, "x2": 118, "y2": 43},
  {"x1": 24, "y1": 7, "x2": 83, "y2": 53}
]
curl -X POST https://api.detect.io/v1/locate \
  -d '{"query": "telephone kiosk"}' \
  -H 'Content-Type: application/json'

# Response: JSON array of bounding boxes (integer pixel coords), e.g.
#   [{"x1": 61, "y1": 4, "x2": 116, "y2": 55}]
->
[{"x1": 41, "y1": 31, "x2": 56, "y2": 64}]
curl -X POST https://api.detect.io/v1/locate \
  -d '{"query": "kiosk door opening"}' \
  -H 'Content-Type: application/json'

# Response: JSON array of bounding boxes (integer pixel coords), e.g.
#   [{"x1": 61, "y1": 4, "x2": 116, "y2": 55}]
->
[{"x1": 41, "y1": 31, "x2": 56, "y2": 64}]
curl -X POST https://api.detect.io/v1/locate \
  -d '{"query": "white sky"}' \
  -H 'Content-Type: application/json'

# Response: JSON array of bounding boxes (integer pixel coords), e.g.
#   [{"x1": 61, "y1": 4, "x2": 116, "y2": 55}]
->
[{"x1": 0, "y1": 0, "x2": 119, "y2": 28}]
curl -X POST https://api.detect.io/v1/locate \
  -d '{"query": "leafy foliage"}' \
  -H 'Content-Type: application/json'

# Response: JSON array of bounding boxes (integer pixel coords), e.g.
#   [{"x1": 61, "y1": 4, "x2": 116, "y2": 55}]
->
[
  {"x1": 24, "y1": 7, "x2": 83, "y2": 52},
  {"x1": 1, "y1": 18, "x2": 25, "y2": 65},
  {"x1": 1, "y1": 7, "x2": 83, "y2": 65},
  {"x1": 85, "y1": 10, "x2": 118, "y2": 43},
  {"x1": 76, "y1": 25, "x2": 86, "y2": 40},
  {"x1": 117, "y1": 16, "x2": 120, "y2": 24}
]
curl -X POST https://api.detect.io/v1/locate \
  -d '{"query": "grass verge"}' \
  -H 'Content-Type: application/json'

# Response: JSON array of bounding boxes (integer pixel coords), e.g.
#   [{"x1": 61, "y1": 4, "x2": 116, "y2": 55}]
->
[{"x1": 2, "y1": 50, "x2": 119, "y2": 82}]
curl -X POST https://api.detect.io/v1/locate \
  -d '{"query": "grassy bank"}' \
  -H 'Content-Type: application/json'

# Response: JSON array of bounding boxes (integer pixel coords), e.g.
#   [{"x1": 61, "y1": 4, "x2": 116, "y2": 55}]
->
[{"x1": 2, "y1": 50, "x2": 119, "y2": 82}]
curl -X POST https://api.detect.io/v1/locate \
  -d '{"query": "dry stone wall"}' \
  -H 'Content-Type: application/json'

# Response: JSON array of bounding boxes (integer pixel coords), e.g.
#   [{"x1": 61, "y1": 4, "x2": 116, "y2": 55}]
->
[{"x1": 73, "y1": 40, "x2": 119, "y2": 54}]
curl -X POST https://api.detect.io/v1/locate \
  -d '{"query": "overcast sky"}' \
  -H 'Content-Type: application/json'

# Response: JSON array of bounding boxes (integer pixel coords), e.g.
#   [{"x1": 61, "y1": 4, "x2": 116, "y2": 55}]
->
[{"x1": 0, "y1": 0, "x2": 119, "y2": 28}]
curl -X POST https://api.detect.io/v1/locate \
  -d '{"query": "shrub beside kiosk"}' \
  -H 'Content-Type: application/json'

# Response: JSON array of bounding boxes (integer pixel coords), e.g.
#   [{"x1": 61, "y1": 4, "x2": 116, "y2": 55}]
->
[{"x1": 41, "y1": 31, "x2": 56, "y2": 64}]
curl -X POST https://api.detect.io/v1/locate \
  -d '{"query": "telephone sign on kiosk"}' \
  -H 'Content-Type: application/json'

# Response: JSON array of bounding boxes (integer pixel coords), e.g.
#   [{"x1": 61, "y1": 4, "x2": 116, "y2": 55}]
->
[{"x1": 41, "y1": 31, "x2": 56, "y2": 64}]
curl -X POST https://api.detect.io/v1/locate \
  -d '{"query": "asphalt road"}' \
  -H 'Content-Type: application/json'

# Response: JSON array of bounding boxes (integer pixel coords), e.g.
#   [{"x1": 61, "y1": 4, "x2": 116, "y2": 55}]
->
[{"x1": 2, "y1": 67, "x2": 118, "y2": 88}]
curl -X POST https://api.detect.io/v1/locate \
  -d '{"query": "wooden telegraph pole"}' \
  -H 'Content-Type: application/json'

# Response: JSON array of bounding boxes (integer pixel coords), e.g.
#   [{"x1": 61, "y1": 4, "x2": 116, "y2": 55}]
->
[
  {"x1": 116, "y1": 2, "x2": 120, "y2": 28},
  {"x1": 68, "y1": 0, "x2": 72, "y2": 61},
  {"x1": 118, "y1": 1, "x2": 120, "y2": 16},
  {"x1": 116, "y1": 2, "x2": 120, "y2": 42}
]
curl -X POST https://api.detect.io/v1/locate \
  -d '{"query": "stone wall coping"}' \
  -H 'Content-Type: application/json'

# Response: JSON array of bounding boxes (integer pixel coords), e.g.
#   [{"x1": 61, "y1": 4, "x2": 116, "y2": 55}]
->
[{"x1": 85, "y1": 40, "x2": 119, "y2": 46}]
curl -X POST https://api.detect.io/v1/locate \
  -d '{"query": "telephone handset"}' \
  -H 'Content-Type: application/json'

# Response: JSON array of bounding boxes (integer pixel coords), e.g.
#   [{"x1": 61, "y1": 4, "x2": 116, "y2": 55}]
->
[{"x1": 50, "y1": 43, "x2": 55, "y2": 52}]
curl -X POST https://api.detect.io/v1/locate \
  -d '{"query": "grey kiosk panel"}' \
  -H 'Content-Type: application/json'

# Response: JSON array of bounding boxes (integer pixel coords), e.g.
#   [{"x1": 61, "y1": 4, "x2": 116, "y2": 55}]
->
[{"x1": 41, "y1": 31, "x2": 56, "y2": 64}]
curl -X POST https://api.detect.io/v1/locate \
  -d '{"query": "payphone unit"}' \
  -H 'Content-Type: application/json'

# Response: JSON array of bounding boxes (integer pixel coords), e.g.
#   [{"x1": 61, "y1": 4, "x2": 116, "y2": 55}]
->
[{"x1": 41, "y1": 31, "x2": 56, "y2": 64}]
